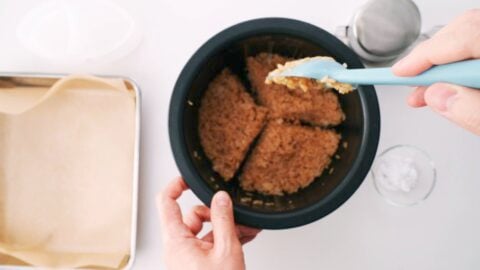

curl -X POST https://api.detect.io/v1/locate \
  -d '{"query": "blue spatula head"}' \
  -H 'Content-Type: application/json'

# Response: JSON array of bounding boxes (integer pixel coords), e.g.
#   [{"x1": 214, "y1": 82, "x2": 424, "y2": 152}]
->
[
  {"x1": 267, "y1": 56, "x2": 354, "y2": 94},
  {"x1": 270, "y1": 56, "x2": 346, "y2": 79}
]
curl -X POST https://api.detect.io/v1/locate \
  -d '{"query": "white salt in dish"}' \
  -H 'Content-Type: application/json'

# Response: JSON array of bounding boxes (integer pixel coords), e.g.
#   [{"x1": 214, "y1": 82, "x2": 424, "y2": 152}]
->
[
  {"x1": 372, "y1": 145, "x2": 436, "y2": 206},
  {"x1": 375, "y1": 155, "x2": 419, "y2": 192}
]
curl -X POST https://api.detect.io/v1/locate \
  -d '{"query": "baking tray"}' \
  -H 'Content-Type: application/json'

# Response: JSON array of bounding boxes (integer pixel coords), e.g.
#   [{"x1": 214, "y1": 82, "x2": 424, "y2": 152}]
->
[{"x1": 0, "y1": 72, "x2": 141, "y2": 270}]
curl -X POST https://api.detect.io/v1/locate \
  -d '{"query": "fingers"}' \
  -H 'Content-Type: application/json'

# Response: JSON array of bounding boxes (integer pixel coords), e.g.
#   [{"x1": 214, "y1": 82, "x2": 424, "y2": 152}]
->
[
  {"x1": 210, "y1": 191, "x2": 240, "y2": 254},
  {"x1": 236, "y1": 225, "x2": 261, "y2": 238},
  {"x1": 239, "y1": 235, "x2": 257, "y2": 245},
  {"x1": 201, "y1": 225, "x2": 261, "y2": 245},
  {"x1": 236, "y1": 225, "x2": 261, "y2": 245},
  {"x1": 201, "y1": 231, "x2": 214, "y2": 243},
  {"x1": 407, "y1": 86, "x2": 427, "y2": 107},
  {"x1": 183, "y1": 205, "x2": 211, "y2": 235},
  {"x1": 392, "y1": 40, "x2": 438, "y2": 76},
  {"x1": 156, "y1": 177, "x2": 192, "y2": 241},
  {"x1": 393, "y1": 9, "x2": 480, "y2": 76},
  {"x1": 423, "y1": 83, "x2": 480, "y2": 135},
  {"x1": 393, "y1": 37, "x2": 471, "y2": 76}
]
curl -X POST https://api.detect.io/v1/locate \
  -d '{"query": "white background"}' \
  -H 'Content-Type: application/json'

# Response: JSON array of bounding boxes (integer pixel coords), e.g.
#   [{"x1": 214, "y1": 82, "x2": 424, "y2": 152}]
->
[{"x1": 1, "y1": 0, "x2": 479, "y2": 269}]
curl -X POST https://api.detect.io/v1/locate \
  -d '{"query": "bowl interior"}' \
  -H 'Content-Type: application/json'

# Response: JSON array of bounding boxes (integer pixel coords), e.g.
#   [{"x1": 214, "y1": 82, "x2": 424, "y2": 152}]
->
[{"x1": 183, "y1": 34, "x2": 365, "y2": 214}]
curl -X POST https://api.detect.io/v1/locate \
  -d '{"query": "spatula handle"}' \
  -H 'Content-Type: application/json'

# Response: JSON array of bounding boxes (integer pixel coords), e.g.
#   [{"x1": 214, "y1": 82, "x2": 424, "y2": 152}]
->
[{"x1": 335, "y1": 59, "x2": 480, "y2": 89}]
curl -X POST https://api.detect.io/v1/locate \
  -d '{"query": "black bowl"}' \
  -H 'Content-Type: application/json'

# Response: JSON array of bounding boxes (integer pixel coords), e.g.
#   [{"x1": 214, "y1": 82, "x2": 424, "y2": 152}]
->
[{"x1": 169, "y1": 18, "x2": 380, "y2": 229}]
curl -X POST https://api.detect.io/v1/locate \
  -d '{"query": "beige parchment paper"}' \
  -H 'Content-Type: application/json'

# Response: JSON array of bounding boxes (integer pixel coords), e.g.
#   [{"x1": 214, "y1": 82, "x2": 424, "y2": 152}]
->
[{"x1": 0, "y1": 75, "x2": 136, "y2": 269}]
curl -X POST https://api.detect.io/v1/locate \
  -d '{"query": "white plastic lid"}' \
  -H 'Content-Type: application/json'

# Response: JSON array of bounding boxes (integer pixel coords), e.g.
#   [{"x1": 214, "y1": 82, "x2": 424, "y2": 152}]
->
[{"x1": 17, "y1": 0, "x2": 142, "y2": 66}]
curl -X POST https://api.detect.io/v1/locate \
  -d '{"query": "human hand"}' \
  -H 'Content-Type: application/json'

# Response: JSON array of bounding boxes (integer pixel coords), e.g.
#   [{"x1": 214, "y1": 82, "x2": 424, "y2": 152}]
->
[
  {"x1": 157, "y1": 177, "x2": 261, "y2": 270},
  {"x1": 392, "y1": 9, "x2": 480, "y2": 135}
]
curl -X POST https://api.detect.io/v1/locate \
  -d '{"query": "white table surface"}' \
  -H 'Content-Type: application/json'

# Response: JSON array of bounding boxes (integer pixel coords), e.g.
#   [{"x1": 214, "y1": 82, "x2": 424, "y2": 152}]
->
[{"x1": 1, "y1": 0, "x2": 479, "y2": 269}]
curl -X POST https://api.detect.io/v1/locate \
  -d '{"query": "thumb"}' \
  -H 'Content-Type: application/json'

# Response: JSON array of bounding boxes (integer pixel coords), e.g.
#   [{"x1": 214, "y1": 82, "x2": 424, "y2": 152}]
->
[
  {"x1": 210, "y1": 191, "x2": 239, "y2": 254},
  {"x1": 424, "y1": 83, "x2": 480, "y2": 135}
]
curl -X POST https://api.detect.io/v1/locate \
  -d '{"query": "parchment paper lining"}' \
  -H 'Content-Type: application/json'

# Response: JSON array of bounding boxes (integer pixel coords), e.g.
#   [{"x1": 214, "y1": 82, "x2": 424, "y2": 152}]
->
[{"x1": 0, "y1": 75, "x2": 136, "y2": 269}]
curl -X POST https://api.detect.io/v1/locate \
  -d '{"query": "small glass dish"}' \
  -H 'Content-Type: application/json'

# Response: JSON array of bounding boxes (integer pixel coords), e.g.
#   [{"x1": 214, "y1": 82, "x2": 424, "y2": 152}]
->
[{"x1": 372, "y1": 145, "x2": 436, "y2": 206}]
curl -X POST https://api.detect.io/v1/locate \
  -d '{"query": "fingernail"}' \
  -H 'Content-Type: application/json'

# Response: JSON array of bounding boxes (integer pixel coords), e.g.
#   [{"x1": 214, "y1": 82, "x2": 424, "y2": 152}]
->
[
  {"x1": 428, "y1": 85, "x2": 457, "y2": 112},
  {"x1": 214, "y1": 191, "x2": 231, "y2": 207}
]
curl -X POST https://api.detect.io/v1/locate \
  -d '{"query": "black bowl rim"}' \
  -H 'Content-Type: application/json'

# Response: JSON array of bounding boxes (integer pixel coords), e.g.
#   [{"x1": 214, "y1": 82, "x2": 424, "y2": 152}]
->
[{"x1": 168, "y1": 17, "x2": 381, "y2": 229}]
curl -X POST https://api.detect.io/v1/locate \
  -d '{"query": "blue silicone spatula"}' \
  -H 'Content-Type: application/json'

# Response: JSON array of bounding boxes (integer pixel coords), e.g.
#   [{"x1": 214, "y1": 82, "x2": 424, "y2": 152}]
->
[{"x1": 273, "y1": 58, "x2": 480, "y2": 90}]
